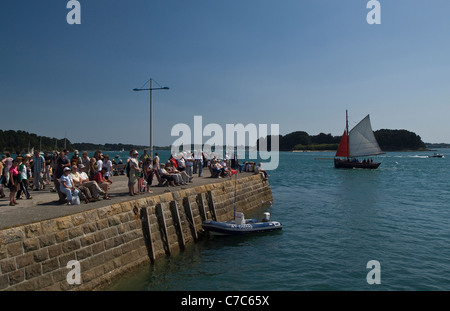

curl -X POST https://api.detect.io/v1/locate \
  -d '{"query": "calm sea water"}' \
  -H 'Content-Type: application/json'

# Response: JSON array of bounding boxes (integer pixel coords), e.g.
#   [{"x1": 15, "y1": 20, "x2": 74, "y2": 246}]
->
[{"x1": 95, "y1": 150, "x2": 450, "y2": 291}]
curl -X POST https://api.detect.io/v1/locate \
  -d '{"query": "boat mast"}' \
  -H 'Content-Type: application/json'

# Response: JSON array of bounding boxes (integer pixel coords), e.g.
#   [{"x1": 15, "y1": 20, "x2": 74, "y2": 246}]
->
[
  {"x1": 346, "y1": 110, "x2": 349, "y2": 160},
  {"x1": 234, "y1": 168, "x2": 237, "y2": 219}
]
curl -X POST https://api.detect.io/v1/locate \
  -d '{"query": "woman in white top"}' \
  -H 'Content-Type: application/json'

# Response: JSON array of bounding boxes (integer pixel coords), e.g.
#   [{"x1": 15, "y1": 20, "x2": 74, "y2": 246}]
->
[
  {"x1": 128, "y1": 150, "x2": 140, "y2": 196},
  {"x1": 103, "y1": 155, "x2": 112, "y2": 179}
]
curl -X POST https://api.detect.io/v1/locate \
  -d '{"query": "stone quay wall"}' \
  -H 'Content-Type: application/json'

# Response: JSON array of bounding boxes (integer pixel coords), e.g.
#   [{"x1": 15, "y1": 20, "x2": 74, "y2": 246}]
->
[{"x1": 0, "y1": 174, "x2": 273, "y2": 291}]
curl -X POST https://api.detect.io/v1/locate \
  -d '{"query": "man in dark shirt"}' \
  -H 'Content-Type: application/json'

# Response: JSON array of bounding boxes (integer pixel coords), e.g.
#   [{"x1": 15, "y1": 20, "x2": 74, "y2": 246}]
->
[{"x1": 44, "y1": 151, "x2": 53, "y2": 185}]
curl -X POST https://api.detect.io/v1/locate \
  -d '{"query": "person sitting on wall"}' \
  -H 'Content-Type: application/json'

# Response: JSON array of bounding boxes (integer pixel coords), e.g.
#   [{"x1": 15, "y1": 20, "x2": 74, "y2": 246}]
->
[
  {"x1": 169, "y1": 155, "x2": 178, "y2": 168},
  {"x1": 59, "y1": 167, "x2": 78, "y2": 205},
  {"x1": 77, "y1": 164, "x2": 105, "y2": 200},
  {"x1": 158, "y1": 164, "x2": 176, "y2": 186},
  {"x1": 93, "y1": 167, "x2": 112, "y2": 200},
  {"x1": 210, "y1": 160, "x2": 224, "y2": 178},
  {"x1": 70, "y1": 165, "x2": 97, "y2": 203},
  {"x1": 255, "y1": 162, "x2": 268, "y2": 180},
  {"x1": 220, "y1": 159, "x2": 232, "y2": 177},
  {"x1": 55, "y1": 150, "x2": 71, "y2": 204},
  {"x1": 165, "y1": 161, "x2": 191, "y2": 185},
  {"x1": 177, "y1": 156, "x2": 186, "y2": 172}
]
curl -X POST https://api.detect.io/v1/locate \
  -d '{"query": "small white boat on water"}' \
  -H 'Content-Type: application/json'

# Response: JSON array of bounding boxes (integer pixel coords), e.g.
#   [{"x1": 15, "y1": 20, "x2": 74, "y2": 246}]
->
[
  {"x1": 202, "y1": 212, "x2": 282, "y2": 236},
  {"x1": 201, "y1": 164, "x2": 282, "y2": 236}
]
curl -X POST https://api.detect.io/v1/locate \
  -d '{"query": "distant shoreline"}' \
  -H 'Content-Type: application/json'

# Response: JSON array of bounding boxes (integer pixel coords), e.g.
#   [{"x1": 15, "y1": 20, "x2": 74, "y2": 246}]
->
[{"x1": 291, "y1": 149, "x2": 436, "y2": 153}]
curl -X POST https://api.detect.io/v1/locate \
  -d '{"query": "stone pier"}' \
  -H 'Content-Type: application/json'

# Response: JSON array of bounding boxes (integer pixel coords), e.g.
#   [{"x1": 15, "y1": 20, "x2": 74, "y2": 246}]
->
[{"x1": 0, "y1": 173, "x2": 273, "y2": 291}]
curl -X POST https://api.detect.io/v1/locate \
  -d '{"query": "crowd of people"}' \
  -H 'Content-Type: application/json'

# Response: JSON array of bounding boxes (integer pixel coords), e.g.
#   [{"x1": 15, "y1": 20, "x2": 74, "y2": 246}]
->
[{"x1": 1, "y1": 149, "x2": 268, "y2": 206}]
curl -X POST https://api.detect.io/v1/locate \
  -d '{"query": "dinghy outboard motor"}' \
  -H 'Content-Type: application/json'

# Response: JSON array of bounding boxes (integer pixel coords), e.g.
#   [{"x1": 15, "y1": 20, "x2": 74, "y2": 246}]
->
[
  {"x1": 262, "y1": 212, "x2": 271, "y2": 222},
  {"x1": 235, "y1": 212, "x2": 245, "y2": 225}
]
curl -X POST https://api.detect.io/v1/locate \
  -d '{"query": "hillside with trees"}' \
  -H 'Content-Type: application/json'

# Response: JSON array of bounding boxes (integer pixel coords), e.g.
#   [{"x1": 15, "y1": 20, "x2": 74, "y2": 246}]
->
[
  {"x1": 257, "y1": 129, "x2": 427, "y2": 152},
  {"x1": 374, "y1": 129, "x2": 427, "y2": 151},
  {"x1": 0, "y1": 130, "x2": 73, "y2": 154},
  {"x1": 0, "y1": 130, "x2": 148, "y2": 154}
]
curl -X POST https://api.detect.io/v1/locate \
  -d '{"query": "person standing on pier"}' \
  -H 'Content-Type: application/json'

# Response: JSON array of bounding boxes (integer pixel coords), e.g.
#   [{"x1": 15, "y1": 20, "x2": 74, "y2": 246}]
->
[
  {"x1": 17, "y1": 157, "x2": 32, "y2": 200},
  {"x1": 33, "y1": 149, "x2": 45, "y2": 191},
  {"x1": 0, "y1": 156, "x2": 5, "y2": 198},
  {"x1": 127, "y1": 150, "x2": 140, "y2": 196},
  {"x1": 3, "y1": 153, "x2": 13, "y2": 186},
  {"x1": 185, "y1": 153, "x2": 194, "y2": 179},
  {"x1": 44, "y1": 151, "x2": 52, "y2": 185},
  {"x1": 8, "y1": 159, "x2": 20, "y2": 206}
]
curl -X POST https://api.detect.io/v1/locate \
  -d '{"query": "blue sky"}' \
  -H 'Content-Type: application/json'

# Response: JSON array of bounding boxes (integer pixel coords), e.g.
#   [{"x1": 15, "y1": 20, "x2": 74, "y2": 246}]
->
[{"x1": 1, "y1": 0, "x2": 450, "y2": 146}]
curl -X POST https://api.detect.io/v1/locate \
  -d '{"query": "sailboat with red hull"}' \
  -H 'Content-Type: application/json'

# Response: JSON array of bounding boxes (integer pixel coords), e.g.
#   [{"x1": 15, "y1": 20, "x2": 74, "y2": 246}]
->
[{"x1": 334, "y1": 111, "x2": 384, "y2": 169}]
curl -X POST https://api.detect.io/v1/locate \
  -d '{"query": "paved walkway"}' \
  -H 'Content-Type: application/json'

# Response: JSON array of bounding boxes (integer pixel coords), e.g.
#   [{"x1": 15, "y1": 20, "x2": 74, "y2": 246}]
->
[{"x1": 0, "y1": 171, "x2": 254, "y2": 230}]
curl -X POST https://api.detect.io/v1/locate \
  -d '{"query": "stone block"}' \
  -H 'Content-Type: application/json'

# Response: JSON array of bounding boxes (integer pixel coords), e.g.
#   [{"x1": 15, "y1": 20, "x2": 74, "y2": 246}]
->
[
  {"x1": 41, "y1": 258, "x2": 59, "y2": 274},
  {"x1": 68, "y1": 226, "x2": 84, "y2": 239},
  {"x1": 23, "y1": 238, "x2": 40, "y2": 253},
  {"x1": 48, "y1": 244, "x2": 63, "y2": 258},
  {"x1": 96, "y1": 219, "x2": 109, "y2": 230},
  {"x1": 76, "y1": 247, "x2": 93, "y2": 261},
  {"x1": 16, "y1": 253, "x2": 34, "y2": 269},
  {"x1": 71, "y1": 214, "x2": 86, "y2": 227},
  {"x1": 33, "y1": 248, "x2": 49, "y2": 263},
  {"x1": 58, "y1": 253, "x2": 76, "y2": 268},
  {"x1": 0, "y1": 274, "x2": 9, "y2": 290},
  {"x1": 0, "y1": 258, "x2": 17, "y2": 273},
  {"x1": 7, "y1": 241, "x2": 24, "y2": 257},
  {"x1": 82, "y1": 223, "x2": 98, "y2": 234},
  {"x1": 40, "y1": 219, "x2": 58, "y2": 234},
  {"x1": 54, "y1": 230, "x2": 69, "y2": 243},
  {"x1": 93, "y1": 231, "x2": 106, "y2": 243},
  {"x1": 97, "y1": 206, "x2": 112, "y2": 219},
  {"x1": 56, "y1": 217, "x2": 73, "y2": 230},
  {"x1": 108, "y1": 215, "x2": 121, "y2": 227},
  {"x1": 84, "y1": 209, "x2": 99, "y2": 223},
  {"x1": 103, "y1": 227, "x2": 118, "y2": 239},
  {"x1": 80, "y1": 234, "x2": 96, "y2": 247},
  {"x1": 0, "y1": 227, "x2": 25, "y2": 245},
  {"x1": 39, "y1": 234, "x2": 56, "y2": 248},
  {"x1": 36, "y1": 274, "x2": 54, "y2": 290},
  {"x1": 110, "y1": 204, "x2": 122, "y2": 215},
  {"x1": 24, "y1": 223, "x2": 42, "y2": 239},
  {"x1": 51, "y1": 268, "x2": 68, "y2": 283},
  {"x1": 8, "y1": 269, "x2": 25, "y2": 285},
  {"x1": 91, "y1": 242, "x2": 105, "y2": 255},
  {"x1": 62, "y1": 239, "x2": 81, "y2": 253},
  {"x1": 25, "y1": 263, "x2": 42, "y2": 280},
  {"x1": 0, "y1": 245, "x2": 6, "y2": 260}
]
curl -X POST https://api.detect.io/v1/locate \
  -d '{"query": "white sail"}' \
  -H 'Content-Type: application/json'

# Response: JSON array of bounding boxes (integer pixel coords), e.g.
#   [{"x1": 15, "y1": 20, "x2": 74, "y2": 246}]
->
[{"x1": 349, "y1": 115, "x2": 383, "y2": 157}]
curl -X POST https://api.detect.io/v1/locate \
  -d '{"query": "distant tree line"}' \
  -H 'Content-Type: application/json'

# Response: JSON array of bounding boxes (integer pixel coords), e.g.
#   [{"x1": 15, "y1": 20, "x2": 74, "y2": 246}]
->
[
  {"x1": 426, "y1": 143, "x2": 450, "y2": 149},
  {"x1": 1, "y1": 128, "x2": 429, "y2": 155},
  {"x1": 257, "y1": 129, "x2": 427, "y2": 152},
  {"x1": 0, "y1": 130, "x2": 73, "y2": 154},
  {"x1": 374, "y1": 129, "x2": 426, "y2": 151},
  {"x1": 0, "y1": 130, "x2": 162, "y2": 154},
  {"x1": 257, "y1": 131, "x2": 341, "y2": 151},
  {"x1": 71, "y1": 142, "x2": 150, "y2": 152}
]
